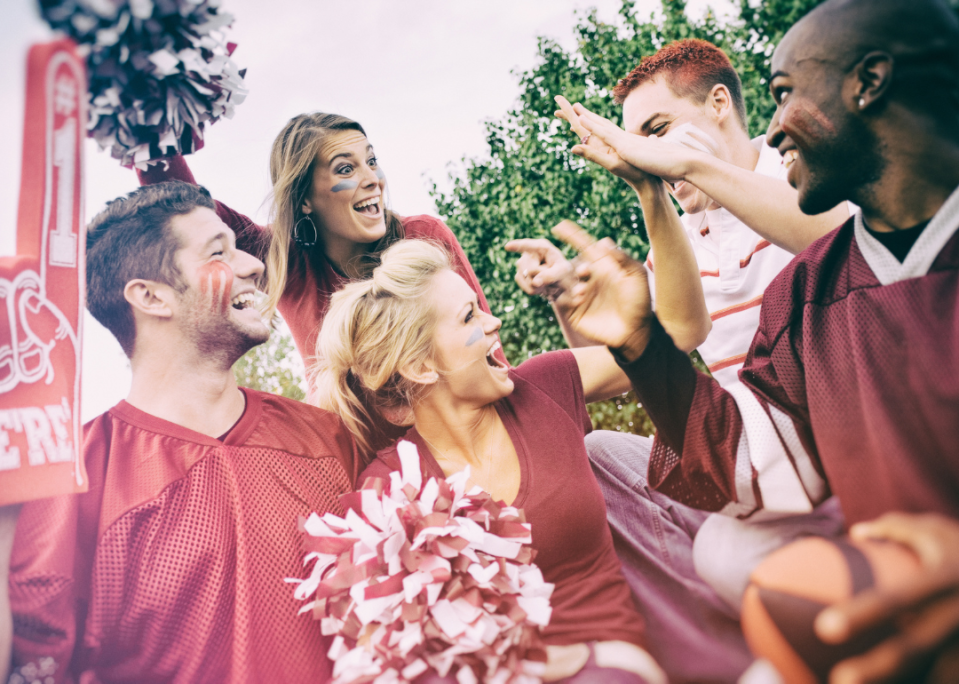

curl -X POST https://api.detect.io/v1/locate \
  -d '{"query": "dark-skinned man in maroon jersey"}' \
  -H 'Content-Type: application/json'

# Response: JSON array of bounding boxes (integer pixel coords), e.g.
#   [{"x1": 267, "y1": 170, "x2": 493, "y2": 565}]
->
[{"x1": 553, "y1": 0, "x2": 959, "y2": 681}]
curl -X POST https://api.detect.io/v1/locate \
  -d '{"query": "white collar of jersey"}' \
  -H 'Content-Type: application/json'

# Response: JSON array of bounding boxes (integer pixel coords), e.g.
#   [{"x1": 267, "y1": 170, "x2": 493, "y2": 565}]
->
[{"x1": 855, "y1": 182, "x2": 959, "y2": 286}]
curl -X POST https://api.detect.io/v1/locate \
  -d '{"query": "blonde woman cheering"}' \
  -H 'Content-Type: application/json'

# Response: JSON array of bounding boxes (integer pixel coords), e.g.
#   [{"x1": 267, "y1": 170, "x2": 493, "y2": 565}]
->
[{"x1": 314, "y1": 239, "x2": 665, "y2": 684}]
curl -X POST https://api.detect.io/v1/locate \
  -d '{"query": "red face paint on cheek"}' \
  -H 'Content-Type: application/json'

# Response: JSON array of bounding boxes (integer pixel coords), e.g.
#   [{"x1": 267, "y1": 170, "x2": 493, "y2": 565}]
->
[
  {"x1": 198, "y1": 261, "x2": 234, "y2": 314},
  {"x1": 781, "y1": 99, "x2": 836, "y2": 147}
]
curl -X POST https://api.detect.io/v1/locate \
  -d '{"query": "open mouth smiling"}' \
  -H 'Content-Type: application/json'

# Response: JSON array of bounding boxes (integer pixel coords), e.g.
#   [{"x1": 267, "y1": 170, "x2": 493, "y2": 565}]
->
[
  {"x1": 230, "y1": 292, "x2": 255, "y2": 310},
  {"x1": 353, "y1": 197, "x2": 381, "y2": 216},
  {"x1": 486, "y1": 339, "x2": 508, "y2": 371}
]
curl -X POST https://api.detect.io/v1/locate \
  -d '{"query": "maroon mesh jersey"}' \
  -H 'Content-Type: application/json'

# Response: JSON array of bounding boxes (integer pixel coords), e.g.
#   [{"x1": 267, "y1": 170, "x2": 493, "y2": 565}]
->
[
  {"x1": 9, "y1": 389, "x2": 359, "y2": 683},
  {"x1": 620, "y1": 188, "x2": 959, "y2": 527}
]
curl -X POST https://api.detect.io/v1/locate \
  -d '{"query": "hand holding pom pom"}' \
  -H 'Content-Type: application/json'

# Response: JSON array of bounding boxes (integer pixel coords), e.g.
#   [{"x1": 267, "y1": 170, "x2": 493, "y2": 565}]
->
[
  {"x1": 289, "y1": 441, "x2": 554, "y2": 684},
  {"x1": 40, "y1": 0, "x2": 248, "y2": 167}
]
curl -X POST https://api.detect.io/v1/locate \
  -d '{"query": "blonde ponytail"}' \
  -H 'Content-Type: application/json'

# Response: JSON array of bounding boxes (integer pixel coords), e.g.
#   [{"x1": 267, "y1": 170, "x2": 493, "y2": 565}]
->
[{"x1": 313, "y1": 240, "x2": 452, "y2": 455}]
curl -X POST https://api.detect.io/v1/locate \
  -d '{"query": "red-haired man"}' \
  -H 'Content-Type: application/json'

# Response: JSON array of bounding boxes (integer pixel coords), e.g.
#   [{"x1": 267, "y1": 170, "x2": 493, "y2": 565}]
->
[
  {"x1": 511, "y1": 39, "x2": 852, "y2": 682},
  {"x1": 560, "y1": 0, "x2": 959, "y2": 680}
]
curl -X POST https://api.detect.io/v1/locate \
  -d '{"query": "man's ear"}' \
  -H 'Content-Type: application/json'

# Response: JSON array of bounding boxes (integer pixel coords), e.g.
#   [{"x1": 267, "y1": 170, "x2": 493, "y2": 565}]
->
[
  {"x1": 123, "y1": 279, "x2": 176, "y2": 321},
  {"x1": 851, "y1": 51, "x2": 894, "y2": 111},
  {"x1": 706, "y1": 84, "x2": 734, "y2": 125},
  {"x1": 398, "y1": 359, "x2": 439, "y2": 386}
]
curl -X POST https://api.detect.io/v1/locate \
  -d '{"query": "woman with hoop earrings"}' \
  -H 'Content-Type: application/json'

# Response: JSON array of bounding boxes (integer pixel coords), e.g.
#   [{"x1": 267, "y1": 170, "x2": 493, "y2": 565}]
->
[{"x1": 138, "y1": 113, "x2": 500, "y2": 453}]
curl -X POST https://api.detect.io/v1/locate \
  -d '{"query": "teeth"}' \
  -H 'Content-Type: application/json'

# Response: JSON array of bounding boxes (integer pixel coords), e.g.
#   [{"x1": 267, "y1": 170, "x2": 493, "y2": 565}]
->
[
  {"x1": 487, "y1": 340, "x2": 501, "y2": 357},
  {"x1": 783, "y1": 150, "x2": 799, "y2": 168},
  {"x1": 353, "y1": 197, "x2": 380, "y2": 210},
  {"x1": 230, "y1": 292, "x2": 255, "y2": 309}
]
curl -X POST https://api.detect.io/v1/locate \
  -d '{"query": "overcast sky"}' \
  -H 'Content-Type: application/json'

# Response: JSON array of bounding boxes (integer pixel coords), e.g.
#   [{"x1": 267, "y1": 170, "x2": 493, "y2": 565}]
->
[{"x1": 1, "y1": 0, "x2": 732, "y2": 421}]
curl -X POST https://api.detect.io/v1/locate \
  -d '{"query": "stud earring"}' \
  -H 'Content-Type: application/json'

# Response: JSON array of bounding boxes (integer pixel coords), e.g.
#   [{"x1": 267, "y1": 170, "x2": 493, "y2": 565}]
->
[{"x1": 859, "y1": 98, "x2": 866, "y2": 109}]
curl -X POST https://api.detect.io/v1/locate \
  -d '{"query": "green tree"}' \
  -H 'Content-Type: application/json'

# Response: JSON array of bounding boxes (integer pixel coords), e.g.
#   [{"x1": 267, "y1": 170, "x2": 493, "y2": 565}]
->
[
  {"x1": 431, "y1": 0, "x2": 828, "y2": 434},
  {"x1": 234, "y1": 316, "x2": 308, "y2": 401}
]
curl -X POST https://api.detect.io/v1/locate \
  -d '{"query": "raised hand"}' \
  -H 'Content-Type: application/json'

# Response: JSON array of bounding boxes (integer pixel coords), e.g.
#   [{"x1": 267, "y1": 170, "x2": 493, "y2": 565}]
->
[
  {"x1": 504, "y1": 238, "x2": 576, "y2": 301},
  {"x1": 550, "y1": 220, "x2": 653, "y2": 360},
  {"x1": 815, "y1": 512, "x2": 959, "y2": 683},
  {"x1": 571, "y1": 102, "x2": 713, "y2": 183},
  {"x1": 554, "y1": 96, "x2": 655, "y2": 187}
]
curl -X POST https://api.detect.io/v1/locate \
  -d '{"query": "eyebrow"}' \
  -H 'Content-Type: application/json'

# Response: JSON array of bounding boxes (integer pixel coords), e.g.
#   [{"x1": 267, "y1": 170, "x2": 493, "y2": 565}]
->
[
  {"x1": 201, "y1": 232, "x2": 229, "y2": 251},
  {"x1": 769, "y1": 70, "x2": 788, "y2": 82},
  {"x1": 329, "y1": 144, "x2": 374, "y2": 164}
]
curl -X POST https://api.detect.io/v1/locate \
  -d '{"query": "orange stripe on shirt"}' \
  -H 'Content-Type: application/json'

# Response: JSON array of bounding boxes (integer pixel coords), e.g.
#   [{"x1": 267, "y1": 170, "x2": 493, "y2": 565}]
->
[
  {"x1": 700, "y1": 269, "x2": 719, "y2": 277},
  {"x1": 708, "y1": 353, "x2": 748, "y2": 373},
  {"x1": 710, "y1": 293, "x2": 764, "y2": 321},
  {"x1": 740, "y1": 240, "x2": 772, "y2": 268}
]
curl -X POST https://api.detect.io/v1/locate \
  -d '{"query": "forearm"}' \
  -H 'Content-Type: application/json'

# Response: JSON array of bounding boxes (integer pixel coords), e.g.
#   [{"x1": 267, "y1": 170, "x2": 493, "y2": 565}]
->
[
  {"x1": 684, "y1": 155, "x2": 848, "y2": 254},
  {"x1": 570, "y1": 346, "x2": 632, "y2": 403},
  {"x1": 613, "y1": 317, "x2": 698, "y2": 452},
  {"x1": 136, "y1": 155, "x2": 268, "y2": 256},
  {"x1": 635, "y1": 181, "x2": 710, "y2": 352}
]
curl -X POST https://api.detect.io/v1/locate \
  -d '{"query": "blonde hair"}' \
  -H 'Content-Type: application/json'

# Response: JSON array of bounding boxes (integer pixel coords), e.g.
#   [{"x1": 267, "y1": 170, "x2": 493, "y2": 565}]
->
[
  {"x1": 313, "y1": 239, "x2": 452, "y2": 455},
  {"x1": 264, "y1": 112, "x2": 405, "y2": 319}
]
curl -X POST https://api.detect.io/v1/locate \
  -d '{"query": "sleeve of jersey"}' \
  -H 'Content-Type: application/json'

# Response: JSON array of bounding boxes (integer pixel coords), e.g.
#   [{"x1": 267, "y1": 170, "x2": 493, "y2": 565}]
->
[
  {"x1": 135, "y1": 156, "x2": 268, "y2": 258},
  {"x1": 8, "y1": 496, "x2": 82, "y2": 684},
  {"x1": 617, "y1": 316, "x2": 827, "y2": 519}
]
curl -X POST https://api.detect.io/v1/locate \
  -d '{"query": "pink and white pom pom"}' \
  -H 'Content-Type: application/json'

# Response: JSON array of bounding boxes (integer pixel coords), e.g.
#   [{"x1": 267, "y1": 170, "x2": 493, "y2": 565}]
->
[{"x1": 288, "y1": 440, "x2": 553, "y2": 684}]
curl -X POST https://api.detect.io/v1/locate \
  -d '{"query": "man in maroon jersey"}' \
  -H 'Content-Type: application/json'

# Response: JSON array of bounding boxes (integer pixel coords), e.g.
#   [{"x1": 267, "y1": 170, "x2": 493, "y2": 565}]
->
[
  {"x1": 555, "y1": 0, "x2": 959, "y2": 680},
  {"x1": 8, "y1": 181, "x2": 359, "y2": 683}
]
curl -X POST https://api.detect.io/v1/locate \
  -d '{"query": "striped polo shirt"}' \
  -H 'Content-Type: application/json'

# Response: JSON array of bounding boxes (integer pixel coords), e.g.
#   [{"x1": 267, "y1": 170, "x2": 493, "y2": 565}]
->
[{"x1": 647, "y1": 138, "x2": 797, "y2": 388}]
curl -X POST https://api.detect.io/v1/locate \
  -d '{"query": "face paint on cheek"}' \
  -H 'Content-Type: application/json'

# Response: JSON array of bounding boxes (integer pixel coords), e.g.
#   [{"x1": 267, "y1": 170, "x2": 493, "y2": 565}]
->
[
  {"x1": 781, "y1": 99, "x2": 836, "y2": 147},
  {"x1": 465, "y1": 325, "x2": 483, "y2": 347},
  {"x1": 198, "y1": 261, "x2": 234, "y2": 315},
  {"x1": 375, "y1": 169, "x2": 385, "y2": 180},
  {"x1": 331, "y1": 180, "x2": 359, "y2": 193}
]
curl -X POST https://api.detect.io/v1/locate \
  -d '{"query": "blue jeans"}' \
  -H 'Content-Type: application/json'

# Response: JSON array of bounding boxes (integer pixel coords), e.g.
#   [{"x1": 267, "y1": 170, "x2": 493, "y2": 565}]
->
[{"x1": 586, "y1": 431, "x2": 754, "y2": 684}]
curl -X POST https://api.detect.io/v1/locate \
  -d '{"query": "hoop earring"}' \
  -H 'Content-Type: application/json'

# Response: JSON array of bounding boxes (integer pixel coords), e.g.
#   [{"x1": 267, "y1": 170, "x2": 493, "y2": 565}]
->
[{"x1": 293, "y1": 215, "x2": 318, "y2": 248}]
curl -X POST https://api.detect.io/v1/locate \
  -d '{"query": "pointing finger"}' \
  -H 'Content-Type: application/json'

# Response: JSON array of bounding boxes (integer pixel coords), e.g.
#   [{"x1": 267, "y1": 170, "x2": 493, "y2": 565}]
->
[
  {"x1": 551, "y1": 220, "x2": 595, "y2": 254},
  {"x1": 505, "y1": 238, "x2": 552, "y2": 254}
]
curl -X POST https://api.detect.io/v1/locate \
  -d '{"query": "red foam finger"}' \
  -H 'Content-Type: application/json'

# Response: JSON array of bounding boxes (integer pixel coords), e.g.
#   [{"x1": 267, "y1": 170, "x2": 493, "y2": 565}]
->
[{"x1": 1, "y1": 38, "x2": 88, "y2": 504}]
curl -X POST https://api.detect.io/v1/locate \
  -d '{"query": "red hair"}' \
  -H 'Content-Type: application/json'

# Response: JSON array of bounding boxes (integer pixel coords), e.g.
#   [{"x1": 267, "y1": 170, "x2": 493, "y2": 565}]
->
[{"x1": 612, "y1": 39, "x2": 747, "y2": 129}]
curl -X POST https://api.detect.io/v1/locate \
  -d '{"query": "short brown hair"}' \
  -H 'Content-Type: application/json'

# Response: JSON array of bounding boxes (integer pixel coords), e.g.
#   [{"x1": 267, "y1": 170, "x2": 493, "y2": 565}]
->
[
  {"x1": 612, "y1": 39, "x2": 747, "y2": 130},
  {"x1": 86, "y1": 181, "x2": 216, "y2": 356}
]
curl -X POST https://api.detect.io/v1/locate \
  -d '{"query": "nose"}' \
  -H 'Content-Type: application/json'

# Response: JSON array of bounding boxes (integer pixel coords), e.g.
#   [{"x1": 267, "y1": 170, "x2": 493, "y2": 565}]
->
[
  {"x1": 766, "y1": 105, "x2": 785, "y2": 149},
  {"x1": 483, "y1": 311, "x2": 502, "y2": 334},
  {"x1": 232, "y1": 248, "x2": 265, "y2": 282},
  {"x1": 359, "y1": 162, "x2": 380, "y2": 189}
]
